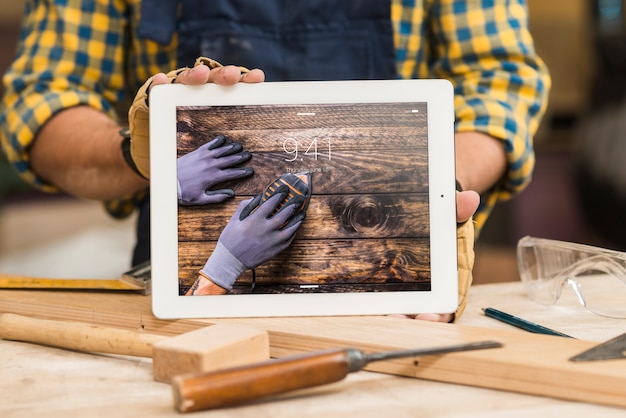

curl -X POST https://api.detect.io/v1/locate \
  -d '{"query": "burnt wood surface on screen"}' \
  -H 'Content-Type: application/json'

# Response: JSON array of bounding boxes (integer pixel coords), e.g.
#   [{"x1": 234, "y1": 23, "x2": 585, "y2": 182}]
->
[{"x1": 176, "y1": 103, "x2": 430, "y2": 294}]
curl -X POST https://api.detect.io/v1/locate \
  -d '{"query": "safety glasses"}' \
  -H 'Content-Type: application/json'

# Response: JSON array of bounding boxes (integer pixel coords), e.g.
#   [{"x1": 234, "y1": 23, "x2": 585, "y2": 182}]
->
[{"x1": 517, "y1": 236, "x2": 626, "y2": 319}]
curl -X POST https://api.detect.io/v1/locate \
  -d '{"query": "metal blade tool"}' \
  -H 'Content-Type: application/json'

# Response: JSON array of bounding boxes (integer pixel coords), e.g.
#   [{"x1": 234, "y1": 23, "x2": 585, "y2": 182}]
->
[{"x1": 569, "y1": 332, "x2": 626, "y2": 362}]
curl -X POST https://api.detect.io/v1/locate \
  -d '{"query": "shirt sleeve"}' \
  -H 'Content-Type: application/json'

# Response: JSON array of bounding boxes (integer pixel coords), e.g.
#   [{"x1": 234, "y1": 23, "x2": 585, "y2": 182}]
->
[
  {"x1": 0, "y1": 0, "x2": 129, "y2": 191},
  {"x1": 429, "y1": 0, "x2": 551, "y2": 229}
]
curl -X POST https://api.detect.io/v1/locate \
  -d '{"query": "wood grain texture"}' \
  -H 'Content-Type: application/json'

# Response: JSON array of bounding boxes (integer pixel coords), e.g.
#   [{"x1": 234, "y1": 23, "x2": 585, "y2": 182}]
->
[
  {"x1": 0, "y1": 313, "x2": 162, "y2": 358},
  {"x1": 152, "y1": 324, "x2": 270, "y2": 383},
  {"x1": 177, "y1": 127, "x2": 427, "y2": 154},
  {"x1": 176, "y1": 150, "x2": 428, "y2": 195},
  {"x1": 177, "y1": 238, "x2": 431, "y2": 290},
  {"x1": 0, "y1": 276, "x2": 146, "y2": 291},
  {"x1": 1, "y1": 288, "x2": 625, "y2": 409},
  {"x1": 177, "y1": 103, "x2": 428, "y2": 132},
  {"x1": 179, "y1": 194, "x2": 429, "y2": 240},
  {"x1": 176, "y1": 102, "x2": 432, "y2": 293}
]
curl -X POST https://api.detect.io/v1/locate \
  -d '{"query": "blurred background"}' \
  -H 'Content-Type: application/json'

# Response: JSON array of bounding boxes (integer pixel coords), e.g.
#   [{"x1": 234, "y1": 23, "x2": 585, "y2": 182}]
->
[
  {"x1": 0, "y1": 0, "x2": 625, "y2": 282},
  {"x1": 0, "y1": 1, "x2": 137, "y2": 279}
]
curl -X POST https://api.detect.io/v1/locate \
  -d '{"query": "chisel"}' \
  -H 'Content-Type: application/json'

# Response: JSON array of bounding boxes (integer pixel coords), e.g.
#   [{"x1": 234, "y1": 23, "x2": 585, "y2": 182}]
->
[{"x1": 172, "y1": 340, "x2": 502, "y2": 412}]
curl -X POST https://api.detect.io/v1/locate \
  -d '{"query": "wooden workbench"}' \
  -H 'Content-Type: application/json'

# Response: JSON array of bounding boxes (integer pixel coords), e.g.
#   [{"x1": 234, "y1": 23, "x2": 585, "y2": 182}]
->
[{"x1": 1, "y1": 282, "x2": 625, "y2": 417}]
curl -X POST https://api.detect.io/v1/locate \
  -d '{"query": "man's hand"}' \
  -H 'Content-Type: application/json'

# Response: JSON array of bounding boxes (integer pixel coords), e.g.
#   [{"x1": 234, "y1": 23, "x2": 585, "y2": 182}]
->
[
  {"x1": 456, "y1": 190, "x2": 480, "y2": 224},
  {"x1": 395, "y1": 189, "x2": 480, "y2": 323},
  {"x1": 151, "y1": 61, "x2": 264, "y2": 88},
  {"x1": 128, "y1": 58, "x2": 265, "y2": 178},
  {"x1": 177, "y1": 135, "x2": 253, "y2": 205}
]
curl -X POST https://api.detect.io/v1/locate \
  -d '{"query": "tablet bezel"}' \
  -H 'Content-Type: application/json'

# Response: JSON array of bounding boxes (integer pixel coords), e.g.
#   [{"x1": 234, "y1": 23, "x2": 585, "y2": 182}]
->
[{"x1": 150, "y1": 80, "x2": 457, "y2": 319}]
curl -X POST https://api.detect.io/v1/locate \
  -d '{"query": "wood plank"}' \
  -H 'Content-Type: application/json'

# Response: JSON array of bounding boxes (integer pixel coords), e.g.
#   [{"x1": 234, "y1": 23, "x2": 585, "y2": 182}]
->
[
  {"x1": 0, "y1": 275, "x2": 147, "y2": 292},
  {"x1": 177, "y1": 126, "x2": 428, "y2": 153},
  {"x1": 184, "y1": 150, "x2": 428, "y2": 195},
  {"x1": 177, "y1": 238, "x2": 431, "y2": 289},
  {"x1": 177, "y1": 102, "x2": 428, "y2": 131},
  {"x1": 1, "y1": 289, "x2": 625, "y2": 409},
  {"x1": 178, "y1": 194, "x2": 429, "y2": 241}
]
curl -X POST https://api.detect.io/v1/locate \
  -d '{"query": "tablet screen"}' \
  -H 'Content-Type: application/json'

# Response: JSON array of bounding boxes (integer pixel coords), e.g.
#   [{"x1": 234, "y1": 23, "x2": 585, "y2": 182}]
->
[
  {"x1": 177, "y1": 102, "x2": 431, "y2": 294},
  {"x1": 150, "y1": 80, "x2": 457, "y2": 318}
]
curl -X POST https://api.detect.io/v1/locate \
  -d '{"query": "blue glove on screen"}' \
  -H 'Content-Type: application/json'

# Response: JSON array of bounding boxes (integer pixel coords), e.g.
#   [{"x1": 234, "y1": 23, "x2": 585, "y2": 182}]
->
[
  {"x1": 177, "y1": 135, "x2": 253, "y2": 205},
  {"x1": 200, "y1": 192, "x2": 306, "y2": 291}
]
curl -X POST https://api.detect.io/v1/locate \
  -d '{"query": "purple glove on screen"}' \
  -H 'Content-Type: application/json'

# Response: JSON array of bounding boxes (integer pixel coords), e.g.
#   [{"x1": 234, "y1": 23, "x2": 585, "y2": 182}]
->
[
  {"x1": 177, "y1": 136, "x2": 253, "y2": 205},
  {"x1": 200, "y1": 191, "x2": 306, "y2": 290}
]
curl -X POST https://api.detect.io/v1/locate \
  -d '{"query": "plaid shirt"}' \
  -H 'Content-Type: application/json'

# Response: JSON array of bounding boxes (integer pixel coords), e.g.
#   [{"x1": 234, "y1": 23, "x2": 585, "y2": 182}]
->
[{"x1": 0, "y1": 0, "x2": 550, "y2": 232}]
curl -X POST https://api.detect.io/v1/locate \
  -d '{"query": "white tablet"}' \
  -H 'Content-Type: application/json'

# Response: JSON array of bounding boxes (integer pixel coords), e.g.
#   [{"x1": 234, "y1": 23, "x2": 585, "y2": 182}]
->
[{"x1": 150, "y1": 79, "x2": 457, "y2": 319}]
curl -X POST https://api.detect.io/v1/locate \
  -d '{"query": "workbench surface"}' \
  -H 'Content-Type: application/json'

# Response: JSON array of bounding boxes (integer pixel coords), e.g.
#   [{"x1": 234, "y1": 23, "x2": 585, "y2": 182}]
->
[{"x1": 1, "y1": 282, "x2": 624, "y2": 417}]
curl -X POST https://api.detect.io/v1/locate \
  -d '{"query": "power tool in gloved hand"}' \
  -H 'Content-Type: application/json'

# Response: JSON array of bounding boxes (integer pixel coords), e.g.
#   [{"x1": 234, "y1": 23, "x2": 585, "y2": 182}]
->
[
  {"x1": 242, "y1": 172, "x2": 312, "y2": 228},
  {"x1": 177, "y1": 135, "x2": 253, "y2": 206},
  {"x1": 200, "y1": 172, "x2": 312, "y2": 291}
]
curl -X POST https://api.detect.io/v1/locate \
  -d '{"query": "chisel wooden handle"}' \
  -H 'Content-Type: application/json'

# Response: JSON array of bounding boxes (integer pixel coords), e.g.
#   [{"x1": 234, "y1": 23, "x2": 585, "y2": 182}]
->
[
  {"x1": 0, "y1": 313, "x2": 164, "y2": 357},
  {"x1": 172, "y1": 349, "x2": 354, "y2": 412}
]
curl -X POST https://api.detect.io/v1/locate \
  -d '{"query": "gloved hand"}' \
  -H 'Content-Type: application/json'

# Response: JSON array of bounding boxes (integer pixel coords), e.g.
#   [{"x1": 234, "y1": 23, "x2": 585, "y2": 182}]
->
[
  {"x1": 177, "y1": 136, "x2": 253, "y2": 205},
  {"x1": 452, "y1": 217, "x2": 475, "y2": 322},
  {"x1": 128, "y1": 57, "x2": 250, "y2": 178},
  {"x1": 200, "y1": 191, "x2": 306, "y2": 291}
]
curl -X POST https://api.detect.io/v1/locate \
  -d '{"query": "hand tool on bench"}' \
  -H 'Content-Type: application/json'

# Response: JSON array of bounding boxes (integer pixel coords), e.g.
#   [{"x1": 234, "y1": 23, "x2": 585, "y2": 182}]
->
[
  {"x1": 569, "y1": 332, "x2": 626, "y2": 362},
  {"x1": 0, "y1": 313, "x2": 269, "y2": 383},
  {"x1": 0, "y1": 261, "x2": 152, "y2": 295},
  {"x1": 172, "y1": 340, "x2": 503, "y2": 413}
]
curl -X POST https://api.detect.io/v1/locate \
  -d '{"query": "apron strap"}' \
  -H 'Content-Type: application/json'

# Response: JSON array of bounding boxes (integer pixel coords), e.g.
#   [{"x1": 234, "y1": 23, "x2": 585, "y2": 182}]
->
[{"x1": 137, "y1": 0, "x2": 178, "y2": 45}]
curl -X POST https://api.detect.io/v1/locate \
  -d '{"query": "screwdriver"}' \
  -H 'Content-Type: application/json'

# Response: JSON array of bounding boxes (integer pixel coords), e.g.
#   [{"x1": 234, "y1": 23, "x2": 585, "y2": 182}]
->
[{"x1": 172, "y1": 340, "x2": 502, "y2": 412}]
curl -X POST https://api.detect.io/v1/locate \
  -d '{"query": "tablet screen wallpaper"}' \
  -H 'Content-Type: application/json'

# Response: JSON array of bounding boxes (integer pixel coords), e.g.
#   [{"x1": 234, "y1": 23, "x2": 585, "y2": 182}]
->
[{"x1": 176, "y1": 102, "x2": 431, "y2": 295}]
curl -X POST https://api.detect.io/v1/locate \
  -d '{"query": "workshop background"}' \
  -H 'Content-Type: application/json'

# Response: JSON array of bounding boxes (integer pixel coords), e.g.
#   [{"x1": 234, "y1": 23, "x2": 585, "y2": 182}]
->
[{"x1": 1, "y1": 1, "x2": 625, "y2": 282}]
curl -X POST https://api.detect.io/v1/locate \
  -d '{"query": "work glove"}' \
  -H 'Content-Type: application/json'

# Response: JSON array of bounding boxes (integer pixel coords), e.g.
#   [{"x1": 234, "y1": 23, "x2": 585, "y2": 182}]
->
[
  {"x1": 177, "y1": 135, "x2": 253, "y2": 205},
  {"x1": 128, "y1": 57, "x2": 249, "y2": 178},
  {"x1": 452, "y1": 218, "x2": 475, "y2": 322},
  {"x1": 200, "y1": 192, "x2": 306, "y2": 291}
]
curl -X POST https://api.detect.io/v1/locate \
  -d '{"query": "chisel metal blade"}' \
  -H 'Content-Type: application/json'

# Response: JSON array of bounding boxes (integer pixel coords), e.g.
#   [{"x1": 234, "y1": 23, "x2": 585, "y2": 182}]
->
[{"x1": 364, "y1": 340, "x2": 503, "y2": 364}]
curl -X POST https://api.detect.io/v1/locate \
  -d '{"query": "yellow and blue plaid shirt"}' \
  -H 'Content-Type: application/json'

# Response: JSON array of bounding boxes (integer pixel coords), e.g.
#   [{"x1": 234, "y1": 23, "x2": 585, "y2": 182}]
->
[{"x1": 0, "y1": 0, "x2": 550, "y2": 232}]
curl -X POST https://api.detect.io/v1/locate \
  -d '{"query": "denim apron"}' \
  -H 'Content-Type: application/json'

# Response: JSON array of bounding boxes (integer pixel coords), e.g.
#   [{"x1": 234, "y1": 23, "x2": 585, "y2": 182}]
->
[{"x1": 134, "y1": 0, "x2": 396, "y2": 264}]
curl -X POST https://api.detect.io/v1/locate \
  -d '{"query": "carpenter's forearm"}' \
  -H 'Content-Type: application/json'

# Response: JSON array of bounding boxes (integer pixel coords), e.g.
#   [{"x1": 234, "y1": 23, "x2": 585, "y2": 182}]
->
[
  {"x1": 30, "y1": 106, "x2": 148, "y2": 200},
  {"x1": 454, "y1": 132, "x2": 507, "y2": 193}
]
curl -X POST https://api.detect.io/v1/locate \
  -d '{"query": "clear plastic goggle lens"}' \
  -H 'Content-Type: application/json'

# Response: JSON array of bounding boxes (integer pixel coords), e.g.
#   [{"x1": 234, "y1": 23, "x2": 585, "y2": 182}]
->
[{"x1": 517, "y1": 236, "x2": 626, "y2": 318}]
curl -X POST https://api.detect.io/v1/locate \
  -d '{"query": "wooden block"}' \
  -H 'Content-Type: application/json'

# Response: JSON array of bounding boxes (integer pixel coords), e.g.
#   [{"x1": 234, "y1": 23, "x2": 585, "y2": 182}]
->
[{"x1": 151, "y1": 324, "x2": 269, "y2": 383}]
